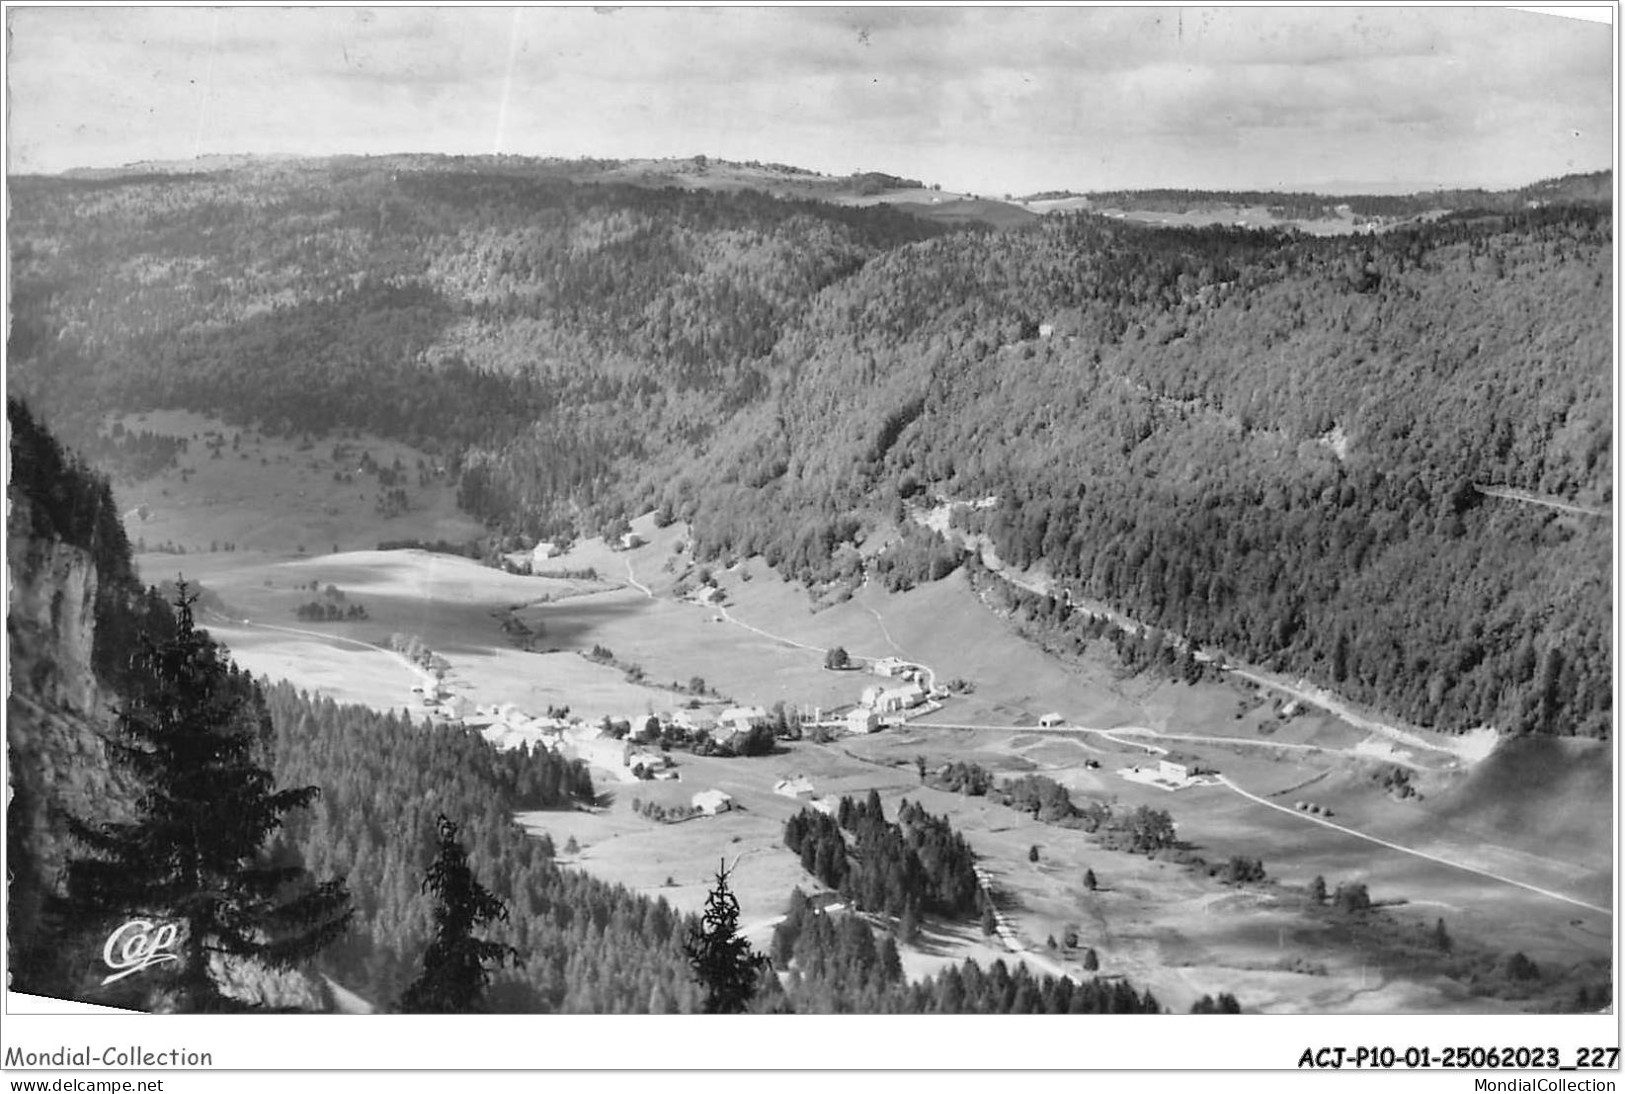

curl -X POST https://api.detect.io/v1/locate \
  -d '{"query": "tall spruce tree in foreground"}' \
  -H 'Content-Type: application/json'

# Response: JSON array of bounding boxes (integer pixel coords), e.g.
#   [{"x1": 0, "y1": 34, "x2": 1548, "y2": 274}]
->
[
  {"x1": 64, "y1": 587, "x2": 352, "y2": 1011},
  {"x1": 400, "y1": 814, "x2": 520, "y2": 1013},
  {"x1": 685, "y1": 859, "x2": 770, "y2": 1013}
]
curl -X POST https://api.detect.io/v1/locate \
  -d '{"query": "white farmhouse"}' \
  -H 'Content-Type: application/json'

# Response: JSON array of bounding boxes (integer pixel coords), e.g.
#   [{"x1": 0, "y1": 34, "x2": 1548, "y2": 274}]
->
[
  {"x1": 626, "y1": 749, "x2": 669, "y2": 772},
  {"x1": 774, "y1": 776, "x2": 816, "y2": 799},
  {"x1": 672, "y1": 709, "x2": 719, "y2": 735},
  {"x1": 719, "y1": 706, "x2": 770, "y2": 733},
  {"x1": 872, "y1": 683, "x2": 927, "y2": 713},
  {"x1": 845, "y1": 707, "x2": 881, "y2": 735},
  {"x1": 692, "y1": 790, "x2": 733, "y2": 816}
]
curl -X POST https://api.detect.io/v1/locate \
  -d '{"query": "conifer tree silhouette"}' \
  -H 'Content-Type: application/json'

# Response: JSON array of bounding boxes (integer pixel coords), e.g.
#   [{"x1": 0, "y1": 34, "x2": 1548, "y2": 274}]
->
[
  {"x1": 400, "y1": 814, "x2": 520, "y2": 1013},
  {"x1": 64, "y1": 586, "x2": 351, "y2": 1011},
  {"x1": 684, "y1": 859, "x2": 769, "y2": 1013}
]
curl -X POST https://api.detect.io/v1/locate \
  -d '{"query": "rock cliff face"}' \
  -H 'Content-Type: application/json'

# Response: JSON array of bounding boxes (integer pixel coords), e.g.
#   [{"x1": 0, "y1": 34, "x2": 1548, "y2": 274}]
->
[
  {"x1": 9, "y1": 495, "x2": 102, "y2": 716},
  {"x1": 8, "y1": 491, "x2": 136, "y2": 990}
]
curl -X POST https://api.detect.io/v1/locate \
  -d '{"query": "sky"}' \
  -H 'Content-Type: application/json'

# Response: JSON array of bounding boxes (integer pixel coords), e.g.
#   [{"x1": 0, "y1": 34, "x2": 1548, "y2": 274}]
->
[{"x1": 4, "y1": 4, "x2": 1615, "y2": 194}]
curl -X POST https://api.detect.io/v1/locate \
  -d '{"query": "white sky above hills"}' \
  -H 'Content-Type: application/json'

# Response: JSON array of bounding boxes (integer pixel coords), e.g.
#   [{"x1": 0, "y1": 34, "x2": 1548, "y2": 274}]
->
[{"x1": 5, "y1": 4, "x2": 1614, "y2": 195}]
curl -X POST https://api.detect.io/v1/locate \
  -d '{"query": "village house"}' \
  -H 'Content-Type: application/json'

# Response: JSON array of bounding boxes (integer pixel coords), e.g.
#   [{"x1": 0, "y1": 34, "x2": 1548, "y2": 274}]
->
[
  {"x1": 671, "y1": 709, "x2": 718, "y2": 735},
  {"x1": 1158, "y1": 760, "x2": 1191, "y2": 782},
  {"x1": 692, "y1": 789, "x2": 733, "y2": 816},
  {"x1": 619, "y1": 531, "x2": 646, "y2": 551},
  {"x1": 526, "y1": 716, "x2": 570, "y2": 742},
  {"x1": 871, "y1": 656, "x2": 912, "y2": 678},
  {"x1": 476, "y1": 708, "x2": 570, "y2": 753},
  {"x1": 844, "y1": 707, "x2": 881, "y2": 735},
  {"x1": 893, "y1": 682, "x2": 928, "y2": 709},
  {"x1": 567, "y1": 735, "x2": 637, "y2": 774},
  {"x1": 625, "y1": 713, "x2": 662, "y2": 739},
  {"x1": 531, "y1": 541, "x2": 560, "y2": 565},
  {"x1": 719, "y1": 706, "x2": 770, "y2": 733},
  {"x1": 479, "y1": 724, "x2": 524, "y2": 751},
  {"x1": 626, "y1": 748, "x2": 670, "y2": 773},
  {"x1": 774, "y1": 776, "x2": 816, "y2": 799},
  {"x1": 862, "y1": 683, "x2": 927, "y2": 714},
  {"x1": 717, "y1": 725, "x2": 762, "y2": 752},
  {"x1": 564, "y1": 721, "x2": 605, "y2": 746}
]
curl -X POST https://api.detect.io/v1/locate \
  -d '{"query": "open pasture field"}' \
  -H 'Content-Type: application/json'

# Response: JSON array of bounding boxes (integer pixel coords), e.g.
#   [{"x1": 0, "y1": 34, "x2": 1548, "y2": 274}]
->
[
  {"x1": 702, "y1": 559, "x2": 1145, "y2": 729},
  {"x1": 111, "y1": 409, "x2": 483, "y2": 555},
  {"x1": 510, "y1": 526, "x2": 887, "y2": 715},
  {"x1": 1019, "y1": 196, "x2": 1392, "y2": 236},
  {"x1": 1082, "y1": 204, "x2": 1380, "y2": 236},
  {"x1": 515, "y1": 742, "x2": 904, "y2": 947},
  {"x1": 200, "y1": 622, "x2": 419, "y2": 713},
  {"x1": 907, "y1": 778, "x2": 1503, "y2": 1014},
  {"x1": 1136, "y1": 676, "x2": 1373, "y2": 752},
  {"x1": 528, "y1": 589, "x2": 866, "y2": 716},
  {"x1": 158, "y1": 546, "x2": 715, "y2": 723},
  {"x1": 841, "y1": 702, "x2": 1609, "y2": 1003},
  {"x1": 527, "y1": 695, "x2": 1611, "y2": 1013}
]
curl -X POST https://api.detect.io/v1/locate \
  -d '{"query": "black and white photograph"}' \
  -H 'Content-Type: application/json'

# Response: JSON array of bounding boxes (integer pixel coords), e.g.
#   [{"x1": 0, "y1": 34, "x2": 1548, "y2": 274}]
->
[{"x1": 2, "y1": 1, "x2": 1616, "y2": 1081}]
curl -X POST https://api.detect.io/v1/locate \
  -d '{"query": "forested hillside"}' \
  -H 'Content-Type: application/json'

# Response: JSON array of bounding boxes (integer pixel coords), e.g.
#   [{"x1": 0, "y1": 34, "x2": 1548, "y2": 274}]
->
[
  {"x1": 8, "y1": 158, "x2": 1611, "y2": 738},
  {"x1": 262, "y1": 684, "x2": 722, "y2": 1012},
  {"x1": 688, "y1": 206, "x2": 1611, "y2": 736}
]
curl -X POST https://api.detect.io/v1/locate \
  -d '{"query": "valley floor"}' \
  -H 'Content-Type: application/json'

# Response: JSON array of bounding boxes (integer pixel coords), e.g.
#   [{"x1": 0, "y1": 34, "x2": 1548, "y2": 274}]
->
[{"x1": 116, "y1": 419, "x2": 1612, "y2": 1015}]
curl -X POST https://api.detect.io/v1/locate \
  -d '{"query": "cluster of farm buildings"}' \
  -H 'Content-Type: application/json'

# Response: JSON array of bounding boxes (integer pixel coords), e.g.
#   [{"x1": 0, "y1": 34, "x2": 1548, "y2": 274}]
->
[
  {"x1": 813, "y1": 655, "x2": 943, "y2": 734},
  {"x1": 412, "y1": 650, "x2": 943, "y2": 821},
  {"x1": 528, "y1": 532, "x2": 644, "y2": 564},
  {"x1": 1119, "y1": 759, "x2": 1211, "y2": 791},
  {"x1": 442, "y1": 653, "x2": 942, "y2": 761}
]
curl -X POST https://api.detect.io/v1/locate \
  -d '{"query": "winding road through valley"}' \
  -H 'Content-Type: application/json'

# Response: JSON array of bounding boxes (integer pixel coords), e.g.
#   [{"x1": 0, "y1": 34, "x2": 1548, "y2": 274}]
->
[{"x1": 628, "y1": 560, "x2": 1610, "y2": 922}]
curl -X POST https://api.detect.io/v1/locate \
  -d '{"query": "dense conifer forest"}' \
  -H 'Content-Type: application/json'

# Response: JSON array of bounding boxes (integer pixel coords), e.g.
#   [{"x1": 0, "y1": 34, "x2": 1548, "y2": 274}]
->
[
  {"x1": 8, "y1": 157, "x2": 1611, "y2": 743},
  {"x1": 770, "y1": 887, "x2": 1165, "y2": 1014},
  {"x1": 785, "y1": 791, "x2": 981, "y2": 927},
  {"x1": 261, "y1": 684, "x2": 712, "y2": 1012}
]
